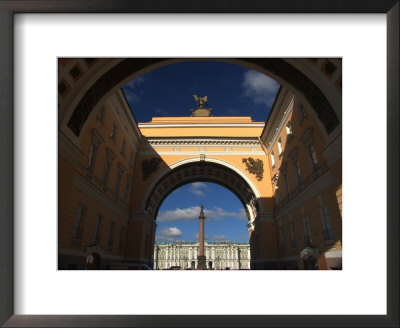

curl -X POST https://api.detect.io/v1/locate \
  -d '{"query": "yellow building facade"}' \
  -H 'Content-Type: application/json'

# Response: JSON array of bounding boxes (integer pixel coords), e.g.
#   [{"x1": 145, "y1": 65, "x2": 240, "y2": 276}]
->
[{"x1": 58, "y1": 58, "x2": 342, "y2": 270}]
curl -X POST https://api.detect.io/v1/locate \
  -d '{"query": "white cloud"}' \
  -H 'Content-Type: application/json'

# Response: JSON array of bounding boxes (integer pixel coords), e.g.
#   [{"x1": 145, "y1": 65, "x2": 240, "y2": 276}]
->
[
  {"x1": 123, "y1": 76, "x2": 145, "y2": 105},
  {"x1": 188, "y1": 182, "x2": 208, "y2": 196},
  {"x1": 157, "y1": 206, "x2": 201, "y2": 222},
  {"x1": 205, "y1": 207, "x2": 247, "y2": 221},
  {"x1": 159, "y1": 227, "x2": 182, "y2": 237},
  {"x1": 155, "y1": 226, "x2": 183, "y2": 242},
  {"x1": 242, "y1": 70, "x2": 280, "y2": 107},
  {"x1": 157, "y1": 206, "x2": 248, "y2": 222}
]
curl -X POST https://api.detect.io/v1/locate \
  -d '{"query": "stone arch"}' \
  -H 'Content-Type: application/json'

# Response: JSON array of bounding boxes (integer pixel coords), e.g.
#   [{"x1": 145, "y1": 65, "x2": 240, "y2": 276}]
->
[
  {"x1": 142, "y1": 157, "x2": 263, "y2": 225},
  {"x1": 63, "y1": 58, "x2": 341, "y2": 139}
]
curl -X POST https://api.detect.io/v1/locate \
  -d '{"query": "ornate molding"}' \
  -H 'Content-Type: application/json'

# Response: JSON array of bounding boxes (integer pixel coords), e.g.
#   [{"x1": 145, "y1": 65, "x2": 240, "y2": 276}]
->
[
  {"x1": 147, "y1": 138, "x2": 261, "y2": 147},
  {"x1": 242, "y1": 157, "x2": 264, "y2": 181},
  {"x1": 141, "y1": 157, "x2": 162, "y2": 181}
]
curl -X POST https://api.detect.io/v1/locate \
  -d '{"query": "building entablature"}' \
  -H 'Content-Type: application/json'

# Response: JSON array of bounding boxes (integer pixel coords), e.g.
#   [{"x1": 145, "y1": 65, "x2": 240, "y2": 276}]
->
[{"x1": 145, "y1": 137, "x2": 261, "y2": 147}]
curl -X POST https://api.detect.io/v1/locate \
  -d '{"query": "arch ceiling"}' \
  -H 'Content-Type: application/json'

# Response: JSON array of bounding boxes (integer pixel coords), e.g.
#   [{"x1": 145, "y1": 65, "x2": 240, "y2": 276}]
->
[
  {"x1": 144, "y1": 161, "x2": 260, "y2": 222},
  {"x1": 66, "y1": 58, "x2": 340, "y2": 137}
]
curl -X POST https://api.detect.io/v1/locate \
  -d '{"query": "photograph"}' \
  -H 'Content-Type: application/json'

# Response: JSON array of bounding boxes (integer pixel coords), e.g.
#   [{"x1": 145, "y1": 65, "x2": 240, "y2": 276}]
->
[{"x1": 58, "y1": 58, "x2": 342, "y2": 271}]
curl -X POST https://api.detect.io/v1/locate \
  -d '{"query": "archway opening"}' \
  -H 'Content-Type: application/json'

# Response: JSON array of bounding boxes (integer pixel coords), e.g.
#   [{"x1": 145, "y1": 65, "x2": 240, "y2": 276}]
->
[{"x1": 153, "y1": 182, "x2": 251, "y2": 270}]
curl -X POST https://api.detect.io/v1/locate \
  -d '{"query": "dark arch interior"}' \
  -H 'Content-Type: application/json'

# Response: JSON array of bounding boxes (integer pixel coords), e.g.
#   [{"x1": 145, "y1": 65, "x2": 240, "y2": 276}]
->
[{"x1": 145, "y1": 161, "x2": 258, "y2": 221}]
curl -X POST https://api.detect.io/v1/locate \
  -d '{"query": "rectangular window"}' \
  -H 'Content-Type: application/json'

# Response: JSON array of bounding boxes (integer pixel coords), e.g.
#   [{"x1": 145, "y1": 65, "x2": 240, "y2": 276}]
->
[
  {"x1": 275, "y1": 187, "x2": 280, "y2": 204},
  {"x1": 129, "y1": 152, "x2": 134, "y2": 168},
  {"x1": 298, "y1": 104, "x2": 306, "y2": 122},
  {"x1": 322, "y1": 207, "x2": 334, "y2": 240},
  {"x1": 121, "y1": 139, "x2": 126, "y2": 156},
  {"x1": 309, "y1": 144, "x2": 319, "y2": 172},
  {"x1": 304, "y1": 216, "x2": 312, "y2": 246},
  {"x1": 284, "y1": 173, "x2": 290, "y2": 197},
  {"x1": 110, "y1": 124, "x2": 117, "y2": 143},
  {"x1": 102, "y1": 161, "x2": 111, "y2": 190},
  {"x1": 93, "y1": 215, "x2": 101, "y2": 244},
  {"x1": 125, "y1": 175, "x2": 132, "y2": 204},
  {"x1": 72, "y1": 205, "x2": 85, "y2": 239},
  {"x1": 115, "y1": 170, "x2": 123, "y2": 199},
  {"x1": 294, "y1": 161, "x2": 302, "y2": 186},
  {"x1": 86, "y1": 143, "x2": 98, "y2": 174},
  {"x1": 97, "y1": 106, "x2": 105, "y2": 124},
  {"x1": 108, "y1": 221, "x2": 115, "y2": 250}
]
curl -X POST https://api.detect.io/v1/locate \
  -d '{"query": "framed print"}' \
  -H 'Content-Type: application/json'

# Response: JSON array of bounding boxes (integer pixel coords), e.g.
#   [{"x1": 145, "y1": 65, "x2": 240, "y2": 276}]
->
[{"x1": 0, "y1": 1, "x2": 398, "y2": 327}]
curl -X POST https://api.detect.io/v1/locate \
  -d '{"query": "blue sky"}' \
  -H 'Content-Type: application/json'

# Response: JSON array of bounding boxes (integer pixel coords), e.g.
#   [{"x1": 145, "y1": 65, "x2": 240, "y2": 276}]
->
[
  {"x1": 122, "y1": 60, "x2": 280, "y2": 123},
  {"x1": 155, "y1": 182, "x2": 249, "y2": 243},
  {"x1": 122, "y1": 61, "x2": 280, "y2": 243}
]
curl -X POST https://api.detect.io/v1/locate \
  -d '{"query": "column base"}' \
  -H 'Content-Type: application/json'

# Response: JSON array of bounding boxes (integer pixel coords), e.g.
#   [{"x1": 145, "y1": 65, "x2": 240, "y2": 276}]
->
[{"x1": 197, "y1": 255, "x2": 207, "y2": 270}]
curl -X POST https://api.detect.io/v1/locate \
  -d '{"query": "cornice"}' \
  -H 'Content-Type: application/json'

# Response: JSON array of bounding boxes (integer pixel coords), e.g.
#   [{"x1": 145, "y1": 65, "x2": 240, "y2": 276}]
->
[
  {"x1": 265, "y1": 96, "x2": 295, "y2": 153},
  {"x1": 139, "y1": 123, "x2": 265, "y2": 128},
  {"x1": 115, "y1": 90, "x2": 142, "y2": 142},
  {"x1": 146, "y1": 138, "x2": 261, "y2": 147}
]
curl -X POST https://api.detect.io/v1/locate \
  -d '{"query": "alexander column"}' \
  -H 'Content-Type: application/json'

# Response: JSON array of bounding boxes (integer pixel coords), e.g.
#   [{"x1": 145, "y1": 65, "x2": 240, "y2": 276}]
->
[{"x1": 197, "y1": 205, "x2": 207, "y2": 270}]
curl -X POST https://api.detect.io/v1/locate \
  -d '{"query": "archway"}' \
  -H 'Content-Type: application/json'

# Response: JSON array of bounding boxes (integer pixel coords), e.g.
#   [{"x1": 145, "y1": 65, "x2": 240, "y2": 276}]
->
[
  {"x1": 128, "y1": 155, "x2": 274, "y2": 269},
  {"x1": 144, "y1": 159, "x2": 262, "y2": 223}
]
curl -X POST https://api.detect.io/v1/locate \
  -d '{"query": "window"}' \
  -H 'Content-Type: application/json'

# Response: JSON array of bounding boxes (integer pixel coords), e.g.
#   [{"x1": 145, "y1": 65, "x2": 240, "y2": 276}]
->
[
  {"x1": 322, "y1": 207, "x2": 334, "y2": 240},
  {"x1": 275, "y1": 186, "x2": 280, "y2": 204},
  {"x1": 283, "y1": 173, "x2": 290, "y2": 197},
  {"x1": 86, "y1": 143, "x2": 97, "y2": 174},
  {"x1": 102, "y1": 148, "x2": 115, "y2": 191},
  {"x1": 272, "y1": 174, "x2": 280, "y2": 205},
  {"x1": 108, "y1": 221, "x2": 115, "y2": 250},
  {"x1": 72, "y1": 205, "x2": 85, "y2": 239},
  {"x1": 115, "y1": 163, "x2": 124, "y2": 200},
  {"x1": 309, "y1": 144, "x2": 319, "y2": 171},
  {"x1": 110, "y1": 124, "x2": 117, "y2": 143},
  {"x1": 86, "y1": 129, "x2": 103, "y2": 175},
  {"x1": 278, "y1": 138, "x2": 283, "y2": 155},
  {"x1": 298, "y1": 104, "x2": 306, "y2": 122},
  {"x1": 93, "y1": 215, "x2": 102, "y2": 245},
  {"x1": 97, "y1": 106, "x2": 105, "y2": 124},
  {"x1": 125, "y1": 175, "x2": 133, "y2": 204},
  {"x1": 289, "y1": 216, "x2": 297, "y2": 247},
  {"x1": 304, "y1": 216, "x2": 312, "y2": 246},
  {"x1": 270, "y1": 152, "x2": 275, "y2": 168},
  {"x1": 294, "y1": 160, "x2": 302, "y2": 186},
  {"x1": 121, "y1": 139, "x2": 126, "y2": 156},
  {"x1": 129, "y1": 152, "x2": 134, "y2": 169}
]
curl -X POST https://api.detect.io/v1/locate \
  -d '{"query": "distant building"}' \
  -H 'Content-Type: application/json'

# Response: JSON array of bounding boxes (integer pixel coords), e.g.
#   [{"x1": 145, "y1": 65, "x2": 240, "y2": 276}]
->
[{"x1": 154, "y1": 241, "x2": 251, "y2": 270}]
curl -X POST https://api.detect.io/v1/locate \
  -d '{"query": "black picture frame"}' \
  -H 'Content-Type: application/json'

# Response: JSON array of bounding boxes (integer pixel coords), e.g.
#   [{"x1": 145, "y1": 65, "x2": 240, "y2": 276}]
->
[{"x1": 0, "y1": 1, "x2": 398, "y2": 327}]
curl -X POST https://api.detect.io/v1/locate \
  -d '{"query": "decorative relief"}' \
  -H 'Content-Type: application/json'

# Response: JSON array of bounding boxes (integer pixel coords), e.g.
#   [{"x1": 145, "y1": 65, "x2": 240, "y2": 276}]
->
[
  {"x1": 141, "y1": 157, "x2": 162, "y2": 181},
  {"x1": 242, "y1": 157, "x2": 264, "y2": 181}
]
